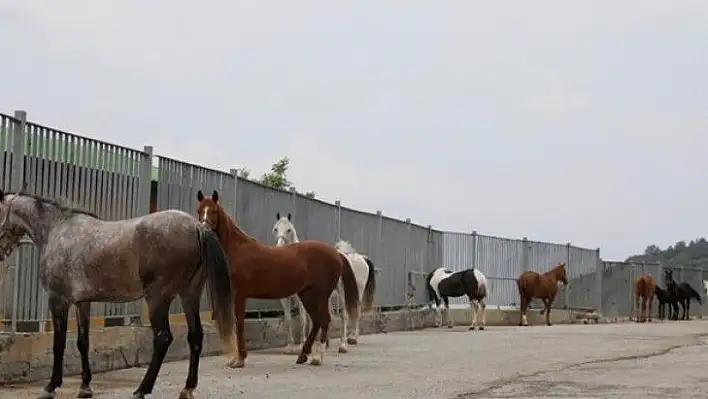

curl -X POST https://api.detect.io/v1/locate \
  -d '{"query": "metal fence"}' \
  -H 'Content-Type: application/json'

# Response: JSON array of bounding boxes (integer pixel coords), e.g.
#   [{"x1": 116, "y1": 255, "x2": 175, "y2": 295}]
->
[{"x1": 2, "y1": 109, "x2": 700, "y2": 332}]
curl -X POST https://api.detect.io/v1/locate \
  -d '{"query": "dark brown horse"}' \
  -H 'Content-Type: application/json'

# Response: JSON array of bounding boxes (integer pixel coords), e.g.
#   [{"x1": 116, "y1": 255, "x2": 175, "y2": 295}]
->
[
  {"x1": 196, "y1": 190, "x2": 359, "y2": 368},
  {"x1": 633, "y1": 274, "x2": 656, "y2": 323},
  {"x1": 516, "y1": 262, "x2": 568, "y2": 326}
]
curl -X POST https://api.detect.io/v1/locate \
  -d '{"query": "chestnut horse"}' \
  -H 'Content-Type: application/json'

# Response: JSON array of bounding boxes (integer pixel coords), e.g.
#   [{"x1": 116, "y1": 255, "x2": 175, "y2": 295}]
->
[
  {"x1": 633, "y1": 274, "x2": 656, "y2": 322},
  {"x1": 516, "y1": 262, "x2": 568, "y2": 326},
  {"x1": 196, "y1": 190, "x2": 359, "y2": 368}
]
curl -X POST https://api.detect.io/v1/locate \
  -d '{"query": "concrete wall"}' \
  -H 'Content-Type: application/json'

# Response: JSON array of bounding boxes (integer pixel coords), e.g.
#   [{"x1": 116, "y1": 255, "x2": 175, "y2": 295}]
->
[{"x1": 0, "y1": 308, "x2": 596, "y2": 385}]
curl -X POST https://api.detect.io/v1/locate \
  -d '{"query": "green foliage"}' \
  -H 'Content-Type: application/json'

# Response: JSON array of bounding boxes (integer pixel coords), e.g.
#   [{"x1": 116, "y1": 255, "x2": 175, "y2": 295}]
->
[
  {"x1": 239, "y1": 156, "x2": 316, "y2": 198},
  {"x1": 260, "y1": 157, "x2": 292, "y2": 189},
  {"x1": 626, "y1": 238, "x2": 708, "y2": 266}
]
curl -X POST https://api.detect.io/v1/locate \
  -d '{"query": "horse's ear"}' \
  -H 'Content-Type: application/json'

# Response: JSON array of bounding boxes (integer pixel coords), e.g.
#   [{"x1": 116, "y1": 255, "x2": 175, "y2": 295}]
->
[
  {"x1": 0, "y1": 189, "x2": 4, "y2": 201},
  {"x1": 287, "y1": 212, "x2": 291, "y2": 221},
  {"x1": 197, "y1": 190, "x2": 204, "y2": 201},
  {"x1": 276, "y1": 212, "x2": 281, "y2": 220},
  {"x1": 212, "y1": 190, "x2": 219, "y2": 203}
]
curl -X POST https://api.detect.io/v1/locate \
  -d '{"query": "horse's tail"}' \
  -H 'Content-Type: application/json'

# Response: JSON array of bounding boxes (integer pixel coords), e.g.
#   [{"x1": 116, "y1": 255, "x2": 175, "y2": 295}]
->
[
  {"x1": 426, "y1": 269, "x2": 440, "y2": 309},
  {"x1": 339, "y1": 253, "x2": 361, "y2": 317},
  {"x1": 198, "y1": 227, "x2": 235, "y2": 352},
  {"x1": 689, "y1": 286, "x2": 703, "y2": 304},
  {"x1": 362, "y1": 257, "x2": 377, "y2": 312}
]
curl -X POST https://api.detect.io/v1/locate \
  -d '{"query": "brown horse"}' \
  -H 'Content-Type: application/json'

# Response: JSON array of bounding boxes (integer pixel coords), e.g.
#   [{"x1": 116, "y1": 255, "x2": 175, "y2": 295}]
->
[
  {"x1": 516, "y1": 262, "x2": 568, "y2": 326},
  {"x1": 196, "y1": 190, "x2": 359, "y2": 368},
  {"x1": 633, "y1": 274, "x2": 656, "y2": 323}
]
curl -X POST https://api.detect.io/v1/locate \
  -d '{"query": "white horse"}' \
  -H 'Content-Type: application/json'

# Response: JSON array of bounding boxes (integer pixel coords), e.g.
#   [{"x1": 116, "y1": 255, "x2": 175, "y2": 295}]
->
[
  {"x1": 333, "y1": 240, "x2": 377, "y2": 353},
  {"x1": 272, "y1": 212, "x2": 310, "y2": 354}
]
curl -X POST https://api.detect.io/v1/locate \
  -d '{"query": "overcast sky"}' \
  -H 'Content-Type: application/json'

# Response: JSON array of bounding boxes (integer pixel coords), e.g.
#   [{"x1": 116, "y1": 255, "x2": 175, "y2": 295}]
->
[{"x1": 1, "y1": 1, "x2": 706, "y2": 260}]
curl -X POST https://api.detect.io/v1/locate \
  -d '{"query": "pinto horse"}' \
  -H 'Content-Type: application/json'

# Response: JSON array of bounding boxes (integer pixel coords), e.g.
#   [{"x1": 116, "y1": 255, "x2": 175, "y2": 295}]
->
[
  {"x1": 0, "y1": 188, "x2": 234, "y2": 399},
  {"x1": 633, "y1": 274, "x2": 656, "y2": 322},
  {"x1": 516, "y1": 262, "x2": 568, "y2": 326},
  {"x1": 333, "y1": 240, "x2": 377, "y2": 352},
  {"x1": 196, "y1": 190, "x2": 359, "y2": 367},
  {"x1": 426, "y1": 267, "x2": 489, "y2": 330}
]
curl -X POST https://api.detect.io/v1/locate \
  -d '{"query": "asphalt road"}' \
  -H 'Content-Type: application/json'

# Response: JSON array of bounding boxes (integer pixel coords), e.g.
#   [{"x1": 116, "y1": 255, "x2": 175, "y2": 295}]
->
[{"x1": 3, "y1": 320, "x2": 708, "y2": 398}]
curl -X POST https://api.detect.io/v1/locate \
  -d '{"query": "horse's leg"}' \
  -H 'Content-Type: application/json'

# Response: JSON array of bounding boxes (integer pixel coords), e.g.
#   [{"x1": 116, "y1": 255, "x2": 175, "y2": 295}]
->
[
  {"x1": 519, "y1": 295, "x2": 529, "y2": 326},
  {"x1": 352, "y1": 303, "x2": 362, "y2": 344},
  {"x1": 313, "y1": 295, "x2": 331, "y2": 366},
  {"x1": 647, "y1": 296, "x2": 653, "y2": 322},
  {"x1": 543, "y1": 298, "x2": 552, "y2": 326},
  {"x1": 683, "y1": 299, "x2": 689, "y2": 320},
  {"x1": 634, "y1": 295, "x2": 641, "y2": 323},
  {"x1": 468, "y1": 296, "x2": 477, "y2": 331},
  {"x1": 39, "y1": 294, "x2": 70, "y2": 399},
  {"x1": 434, "y1": 302, "x2": 442, "y2": 327},
  {"x1": 479, "y1": 299, "x2": 487, "y2": 330},
  {"x1": 74, "y1": 302, "x2": 94, "y2": 398},
  {"x1": 227, "y1": 295, "x2": 247, "y2": 368},
  {"x1": 281, "y1": 297, "x2": 297, "y2": 354},
  {"x1": 444, "y1": 297, "x2": 453, "y2": 328},
  {"x1": 177, "y1": 293, "x2": 203, "y2": 399},
  {"x1": 337, "y1": 283, "x2": 350, "y2": 353},
  {"x1": 133, "y1": 297, "x2": 173, "y2": 399},
  {"x1": 641, "y1": 296, "x2": 648, "y2": 322},
  {"x1": 295, "y1": 289, "x2": 321, "y2": 365},
  {"x1": 297, "y1": 295, "x2": 309, "y2": 350}
]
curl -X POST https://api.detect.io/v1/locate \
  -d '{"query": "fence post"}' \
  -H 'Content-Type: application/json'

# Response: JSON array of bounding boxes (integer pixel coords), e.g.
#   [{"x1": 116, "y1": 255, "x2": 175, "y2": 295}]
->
[
  {"x1": 520, "y1": 237, "x2": 528, "y2": 275},
  {"x1": 9, "y1": 111, "x2": 26, "y2": 333},
  {"x1": 594, "y1": 248, "x2": 602, "y2": 315},
  {"x1": 229, "y1": 169, "x2": 239, "y2": 218},
  {"x1": 471, "y1": 230, "x2": 478, "y2": 267},
  {"x1": 404, "y1": 218, "x2": 412, "y2": 307},
  {"x1": 139, "y1": 145, "x2": 153, "y2": 326},
  {"x1": 565, "y1": 242, "x2": 571, "y2": 311},
  {"x1": 289, "y1": 186, "x2": 297, "y2": 223},
  {"x1": 335, "y1": 200, "x2": 341, "y2": 241}
]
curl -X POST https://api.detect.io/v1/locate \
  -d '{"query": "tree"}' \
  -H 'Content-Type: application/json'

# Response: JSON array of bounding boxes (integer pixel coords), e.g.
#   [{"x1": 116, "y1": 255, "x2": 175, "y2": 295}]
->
[
  {"x1": 238, "y1": 156, "x2": 317, "y2": 198},
  {"x1": 237, "y1": 168, "x2": 251, "y2": 179},
  {"x1": 260, "y1": 157, "x2": 292, "y2": 189}
]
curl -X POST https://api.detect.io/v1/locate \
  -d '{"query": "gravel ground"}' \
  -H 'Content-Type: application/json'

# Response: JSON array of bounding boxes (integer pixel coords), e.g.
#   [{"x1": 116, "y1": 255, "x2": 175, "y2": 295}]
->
[{"x1": 3, "y1": 320, "x2": 707, "y2": 398}]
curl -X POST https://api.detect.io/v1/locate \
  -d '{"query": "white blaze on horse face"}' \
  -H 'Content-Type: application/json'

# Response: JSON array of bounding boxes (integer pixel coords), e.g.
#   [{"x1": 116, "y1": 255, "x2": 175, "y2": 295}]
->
[
  {"x1": 703, "y1": 280, "x2": 708, "y2": 297},
  {"x1": 200, "y1": 206, "x2": 209, "y2": 225}
]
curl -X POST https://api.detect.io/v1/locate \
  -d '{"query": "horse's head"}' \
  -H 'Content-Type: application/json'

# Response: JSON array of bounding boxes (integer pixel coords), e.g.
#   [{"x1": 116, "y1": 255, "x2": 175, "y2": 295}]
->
[
  {"x1": 273, "y1": 213, "x2": 298, "y2": 246},
  {"x1": 0, "y1": 186, "x2": 30, "y2": 262},
  {"x1": 664, "y1": 269, "x2": 675, "y2": 287},
  {"x1": 554, "y1": 262, "x2": 568, "y2": 285},
  {"x1": 703, "y1": 280, "x2": 708, "y2": 298},
  {"x1": 196, "y1": 189, "x2": 222, "y2": 231},
  {"x1": 334, "y1": 240, "x2": 356, "y2": 254}
]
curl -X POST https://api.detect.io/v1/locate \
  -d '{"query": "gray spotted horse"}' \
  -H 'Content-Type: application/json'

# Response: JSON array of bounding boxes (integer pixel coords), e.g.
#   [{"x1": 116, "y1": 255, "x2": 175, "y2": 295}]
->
[{"x1": 0, "y1": 188, "x2": 235, "y2": 399}]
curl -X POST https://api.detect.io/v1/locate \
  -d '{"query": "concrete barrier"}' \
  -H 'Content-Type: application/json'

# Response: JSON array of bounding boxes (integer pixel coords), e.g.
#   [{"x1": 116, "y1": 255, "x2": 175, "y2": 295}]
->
[{"x1": 0, "y1": 307, "x2": 595, "y2": 384}]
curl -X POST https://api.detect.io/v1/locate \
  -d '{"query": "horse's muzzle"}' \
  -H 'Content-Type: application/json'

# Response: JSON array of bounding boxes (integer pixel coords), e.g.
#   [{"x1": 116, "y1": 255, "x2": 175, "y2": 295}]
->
[{"x1": 0, "y1": 231, "x2": 23, "y2": 261}]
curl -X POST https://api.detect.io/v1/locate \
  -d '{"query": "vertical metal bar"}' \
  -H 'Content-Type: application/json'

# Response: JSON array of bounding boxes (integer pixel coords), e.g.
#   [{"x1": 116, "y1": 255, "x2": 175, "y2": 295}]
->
[
  {"x1": 335, "y1": 200, "x2": 341, "y2": 242},
  {"x1": 230, "y1": 169, "x2": 239, "y2": 219},
  {"x1": 10, "y1": 111, "x2": 26, "y2": 333}
]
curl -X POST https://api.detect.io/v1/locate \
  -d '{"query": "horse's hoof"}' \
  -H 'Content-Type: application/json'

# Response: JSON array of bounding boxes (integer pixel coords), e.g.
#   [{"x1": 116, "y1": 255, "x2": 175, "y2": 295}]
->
[
  {"x1": 131, "y1": 392, "x2": 145, "y2": 399},
  {"x1": 178, "y1": 389, "x2": 195, "y2": 399},
  {"x1": 37, "y1": 389, "x2": 55, "y2": 399},
  {"x1": 468, "y1": 326, "x2": 475, "y2": 331},
  {"x1": 226, "y1": 358, "x2": 245, "y2": 369},
  {"x1": 295, "y1": 354, "x2": 308, "y2": 364},
  {"x1": 77, "y1": 387, "x2": 94, "y2": 398},
  {"x1": 479, "y1": 326, "x2": 485, "y2": 331},
  {"x1": 310, "y1": 357, "x2": 322, "y2": 366},
  {"x1": 447, "y1": 325, "x2": 454, "y2": 329},
  {"x1": 338, "y1": 345, "x2": 348, "y2": 354},
  {"x1": 347, "y1": 337, "x2": 357, "y2": 345}
]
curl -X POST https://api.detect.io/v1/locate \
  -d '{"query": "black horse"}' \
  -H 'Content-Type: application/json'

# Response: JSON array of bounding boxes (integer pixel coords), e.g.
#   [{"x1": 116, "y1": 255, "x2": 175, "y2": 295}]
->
[
  {"x1": 654, "y1": 285, "x2": 678, "y2": 320},
  {"x1": 663, "y1": 269, "x2": 703, "y2": 320}
]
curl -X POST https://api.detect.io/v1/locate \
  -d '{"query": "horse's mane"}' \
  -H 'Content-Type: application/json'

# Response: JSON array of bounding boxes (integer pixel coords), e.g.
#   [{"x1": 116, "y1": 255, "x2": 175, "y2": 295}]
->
[
  {"x1": 215, "y1": 203, "x2": 256, "y2": 243},
  {"x1": 335, "y1": 240, "x2": 357, "y2": 254},
  {"x1": 543, "y1": 262, "x2": 565, "y2": 276},
  {"x1": 6, "y1": 192, "x2": 101, "y2": 219}
]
